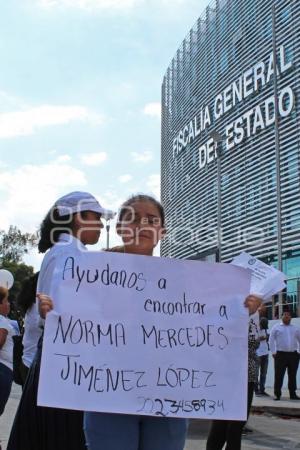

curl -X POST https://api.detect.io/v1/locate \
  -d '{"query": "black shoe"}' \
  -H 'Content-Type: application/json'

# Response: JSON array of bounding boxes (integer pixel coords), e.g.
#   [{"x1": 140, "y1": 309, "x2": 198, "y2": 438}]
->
[
  {"x1": 274, "y1": 396, "x2": 280, "y2": 401},
  {"x1": 290, "y1": 395, "x2": 300, "y2": 400},
  {"x1": 260, "y1": 391, "x2": 270, "y2": 397},
  {"x1": 242, "y1": 426, "x2": 253, "y2": 434}
]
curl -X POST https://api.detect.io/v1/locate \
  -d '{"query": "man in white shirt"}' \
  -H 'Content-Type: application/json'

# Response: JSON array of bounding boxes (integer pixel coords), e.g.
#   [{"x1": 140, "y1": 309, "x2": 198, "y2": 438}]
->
[{"x1": 269, "y1": 311, "x2": 300, "y2": 400}]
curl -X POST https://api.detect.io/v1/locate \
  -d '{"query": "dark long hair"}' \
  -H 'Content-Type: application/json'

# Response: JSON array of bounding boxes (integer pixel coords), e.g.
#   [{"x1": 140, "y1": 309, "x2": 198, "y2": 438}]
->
[
  {"x1": 38, "y1": 207, "x2": 73, "y2": 253},
  {"x1": 0, "y1": 286, "x2": 8, "y2": 304},
  {"x1": 118, "y1": 194, "x2": 165, "y2": 227},
  {"x1": 17, "y1": 272, "x2": 39, "y2": 314},
  {"x1": 38, "y1": 207, "x2": 92, "y2": 253}
]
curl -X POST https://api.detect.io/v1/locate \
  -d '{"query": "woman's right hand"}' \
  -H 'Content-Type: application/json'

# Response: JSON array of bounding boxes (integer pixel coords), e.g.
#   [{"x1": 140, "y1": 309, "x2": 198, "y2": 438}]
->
[{"x1": 37, "y1": 293, "x2": 54, "y2": 319}]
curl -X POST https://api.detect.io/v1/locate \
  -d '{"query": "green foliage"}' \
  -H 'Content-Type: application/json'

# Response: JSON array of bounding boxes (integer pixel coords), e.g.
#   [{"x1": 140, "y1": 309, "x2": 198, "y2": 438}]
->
[
  {"x1": 3, "y1": 260, "x2": 35, "y2": 304},
  {"x1": 0, "y1": 225, "x2": 37, "y2": 265},
  {"x1": 0, "y1": 226, "x2": 37, "y2": 324},
  {"x1": 2, "y1": 260, "x2": 35, "y2": 324}
]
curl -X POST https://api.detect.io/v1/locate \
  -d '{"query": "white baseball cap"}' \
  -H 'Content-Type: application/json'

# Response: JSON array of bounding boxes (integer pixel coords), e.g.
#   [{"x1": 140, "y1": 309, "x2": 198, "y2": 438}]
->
[{"x1": 55, "y1": 191, "x2": 115, "y2": 220}]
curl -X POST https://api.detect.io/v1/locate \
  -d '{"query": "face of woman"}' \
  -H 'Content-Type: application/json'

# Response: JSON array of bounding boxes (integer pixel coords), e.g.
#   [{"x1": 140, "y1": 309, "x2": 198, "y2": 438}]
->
[
  {"x1": 0, "y1": 295, "x2": 10, "y2": 316},
  {"x1": 117, "y1": 200, "x2": 165, "y2": 255},
  {"x1": 73, "y1": 211, "x2": 104, "y2": 245},
  {"x1": 244, "y1": 295, "x2": 262, "y2": 315}
]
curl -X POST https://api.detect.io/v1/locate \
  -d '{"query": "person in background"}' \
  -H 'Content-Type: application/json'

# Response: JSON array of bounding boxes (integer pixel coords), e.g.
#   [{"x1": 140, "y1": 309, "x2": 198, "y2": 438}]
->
[
  {"x1": 206, "y1": 294, "x2": 262, "y2": 450},
  {"x1": 255, "y1": 316, "x2": 270, "y2": 396},
  {"x1": 16, "y1": 272, "x2": 40, "y2": 385},
  {"x1": 257, "y1": 303, "x2": 268, "y2": 319},
  {"x1": 269, "y1": 311, "x2": 300, "y2": 400},
  {"x1": 7, "y1": 191, "x2": 111, "y2": 450},
  {"x1": 0, "y1": 287, "x2": 16, "y2": 416}
]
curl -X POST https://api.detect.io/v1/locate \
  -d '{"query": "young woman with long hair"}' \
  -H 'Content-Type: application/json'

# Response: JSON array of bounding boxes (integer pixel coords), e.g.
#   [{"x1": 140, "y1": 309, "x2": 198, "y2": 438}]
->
[
  {"x1": 83, "y1": 194, "x2": 188, "y2": 450},
  {"x1": 8, "y1": 191, "x2": 112, "y2": 450}
]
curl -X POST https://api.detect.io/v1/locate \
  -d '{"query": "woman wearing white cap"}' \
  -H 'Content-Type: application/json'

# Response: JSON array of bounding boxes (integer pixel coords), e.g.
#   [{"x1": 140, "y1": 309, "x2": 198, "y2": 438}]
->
[
  {"x1": 8, "y1": 191, "x2": 113, "y2": 450},
  {"x1": 16, "y1": 193, "x2": 188, "y2": 450}
]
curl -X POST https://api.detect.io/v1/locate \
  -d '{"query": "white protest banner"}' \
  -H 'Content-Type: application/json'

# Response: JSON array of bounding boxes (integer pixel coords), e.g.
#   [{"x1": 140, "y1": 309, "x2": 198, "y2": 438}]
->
[
  {"x1": 38, "y1": 252, "x2": 251, "y2": 420},
  {"x1": 231, "y1": 252, "x2": 286, "y2": 302}
]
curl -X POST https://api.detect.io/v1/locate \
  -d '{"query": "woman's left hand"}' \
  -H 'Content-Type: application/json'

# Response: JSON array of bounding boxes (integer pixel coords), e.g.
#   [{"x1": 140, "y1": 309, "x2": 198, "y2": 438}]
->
[{"x1": 37, "y1": 293, "x2": 54, "y2": 319}]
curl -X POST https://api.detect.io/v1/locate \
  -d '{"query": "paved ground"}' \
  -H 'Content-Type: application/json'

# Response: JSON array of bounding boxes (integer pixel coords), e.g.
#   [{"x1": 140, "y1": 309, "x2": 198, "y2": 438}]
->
[
  {"x1": 1, "y1": 385, "x2": 300, "y2": 450},
  {"x1": 0, "y1": 384, "x2": 21, "y2": 450},
  {"x1": 187, "y1": 414, "x2": 300, "y2": 450}
]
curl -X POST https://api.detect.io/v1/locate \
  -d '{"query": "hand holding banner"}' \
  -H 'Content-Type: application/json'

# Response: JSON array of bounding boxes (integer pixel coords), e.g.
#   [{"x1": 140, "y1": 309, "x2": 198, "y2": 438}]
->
[
  {"x1": 231, "y1": 252, "x2": 286, "y2": 302},
  {"x1": 38, "y1": 252, "x2": 251, "y2": 420}
]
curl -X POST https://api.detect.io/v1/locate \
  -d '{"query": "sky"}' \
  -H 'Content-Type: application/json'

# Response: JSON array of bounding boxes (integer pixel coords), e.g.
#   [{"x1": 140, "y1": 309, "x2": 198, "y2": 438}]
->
[{"x1": 0, "y1": 0, "x2": 210, "y2": 268}]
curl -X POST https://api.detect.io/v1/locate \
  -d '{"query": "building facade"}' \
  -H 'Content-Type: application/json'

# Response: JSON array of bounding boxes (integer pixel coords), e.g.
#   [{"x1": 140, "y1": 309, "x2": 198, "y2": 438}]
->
[{"x1": 161, "y1": 0, "x2": 300, "y2": 313}]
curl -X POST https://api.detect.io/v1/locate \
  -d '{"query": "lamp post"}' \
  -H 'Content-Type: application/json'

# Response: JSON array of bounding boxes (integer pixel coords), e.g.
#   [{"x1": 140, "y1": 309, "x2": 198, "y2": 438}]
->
[
  {"x1": 105, "y1": 219, "x2": 111, "y2": 250},
  {"x1": 216, "y1": 146, "x2": 223, "y2": 263},
  {"x1": 210, "y1": 130, "x2": 224, "y2": 262},
  {"x1": 272, "y1": 1, "x2": 283, "y2": 317}
]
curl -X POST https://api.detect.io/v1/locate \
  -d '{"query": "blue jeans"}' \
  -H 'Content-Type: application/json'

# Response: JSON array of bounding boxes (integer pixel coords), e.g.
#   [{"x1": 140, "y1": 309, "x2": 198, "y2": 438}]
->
[
  {"x1": 84, "y1": 412, "x2": 188, "y2": 450},
  {"x1": 258, "y1": 354, "x2": 269, "y2": 393},
  {"x1": 0, "y1": 362, "x2": 13, "y2": 416}
]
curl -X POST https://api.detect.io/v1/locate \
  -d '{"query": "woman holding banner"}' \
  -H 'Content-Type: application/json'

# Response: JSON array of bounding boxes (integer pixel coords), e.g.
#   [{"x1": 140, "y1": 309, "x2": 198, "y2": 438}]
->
[
  {"x1": 8, "y1": 191, "x2": 112, "y2": 450},
  {"x1": 31, "y1": 194, "x2": 187, "y2": 450},
  {"x1": 205, "y1": 294, "x2": 262, "y2": 450},
  {"x1": 16, "y1": 272, "x2": 40, "y2": 386},
  {"x1": 82, "y1": 194, "x2": 188, "y2": 450}
]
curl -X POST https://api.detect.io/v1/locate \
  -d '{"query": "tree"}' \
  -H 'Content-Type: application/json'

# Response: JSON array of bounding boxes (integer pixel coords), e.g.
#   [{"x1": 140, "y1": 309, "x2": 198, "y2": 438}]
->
[
  {"x1": 0, "y1": 226, "x2": 37, "y2": 324},
  {"x1": 0, "y1": 225, "x2": 37, "y2": 265},
  {"x1": 1, "y1": 260, "x2": 35, "y2": 324}
]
